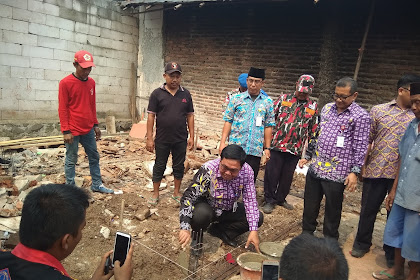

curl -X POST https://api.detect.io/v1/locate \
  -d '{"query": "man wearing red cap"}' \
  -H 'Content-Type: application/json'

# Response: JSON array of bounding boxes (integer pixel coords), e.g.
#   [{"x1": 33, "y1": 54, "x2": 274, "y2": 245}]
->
[{"x1": 58, "y1": 50, "x2": 113, "y2": 194}]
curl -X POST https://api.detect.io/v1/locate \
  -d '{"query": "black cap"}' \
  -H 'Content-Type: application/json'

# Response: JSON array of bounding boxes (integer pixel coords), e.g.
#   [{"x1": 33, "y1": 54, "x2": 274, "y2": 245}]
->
[
  {"x1": 248, "y1": 67, "x2": 265, "y2": 80},
  {"x1": 165, "y1": 62, "x2": 182, "y2": 74},
  {"x1": 410, "y1": 82, "x2": 420, "y2": 96}
]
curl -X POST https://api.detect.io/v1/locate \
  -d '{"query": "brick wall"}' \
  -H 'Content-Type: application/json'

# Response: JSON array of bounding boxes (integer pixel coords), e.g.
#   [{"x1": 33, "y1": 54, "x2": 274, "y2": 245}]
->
[
  {"x1": 164, "y1": 0, "x2": 420, "y2": 134},
  {"x1": 0, "y1": 0, "x2": 139, "y2": 124}
]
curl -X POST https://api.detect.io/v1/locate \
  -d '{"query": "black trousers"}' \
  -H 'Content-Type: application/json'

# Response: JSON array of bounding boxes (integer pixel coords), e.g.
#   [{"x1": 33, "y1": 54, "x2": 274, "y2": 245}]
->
[
  {"x1": 190, "y1": 201, "x2": 264, "y2": 240},
  {"x1": 302, "y1": 171, "x2": 345, "y2": 239},
  {"x1": 245, "y1": 155, "x2": 261, "y2": 183},
  {"x1": 353, "y1": 178, "x2": 395, "y2": 261},
  {"x1": 264, "y1": 150, "x2": 300, "y2": 205},
  {"x1": 152, "y1": 141, "x2": 187, "y2": 182}
]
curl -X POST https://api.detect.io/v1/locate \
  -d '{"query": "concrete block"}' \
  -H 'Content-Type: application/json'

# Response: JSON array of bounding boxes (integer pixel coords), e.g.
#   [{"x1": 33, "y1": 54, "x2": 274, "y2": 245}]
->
[
  {"x1": 98, "y1": 18, "x2": 112, "y2": 29},
  {"x1": 53, "y1": 49, "x2": 73, "y2": 61},
  {"x1": 2, "y1": 110, "x2": 36, "y2": 120},
  {"x1": 0, "y1": 66, "x2": 11, "y2": 78},
  {"x1": 11, "y1": 66, "x2": 44, "y2": 79},
  {"x1": 44, "y1": 69, "x2": 67, "y2": 80},
  {"x1": 74, "y1": 177, "x2": 84, "y2": 187},
  {"x1": 121, "y1": 15, "x2": 137, "y2": 27},
  {"x1": 59, "y1": 7, "x2": 87, "y2": 24},
  {"x1": 46, "y1": 15, "x2": 74, "y2": 31},
  {"x1": 3, "y1": 30, "x2": 37, "y2": 46},
  {"x1": 0, "y1": 4, "x2": 13, "y2": 18},
  {"x1": 44, "y1": 0, "x2": 72, "y2": 9},
  {"x1": 0, "y1": 0, "x2": 27, "y2": 9},
  {"x1": 0, "y1": 42, "x2": 22, "y2": 56},
  {"x1": 59, "y1": 29, "x2": 74, "y2": 41},
  {"x1": 19, "y1": 100, "x2": 52, "y2": 111},
  {"x1": 28, "y1": 0, "x2": 59, "y2": 16},
  {"x1": 26, "y1": 174, "x2": 43, "y2": 182},
  {"x1": 73, "y1": 1, "x2": 87, "y2": 13},
  {"x1": 66, "y1": 41, "x2": 84, "y2": 53},
  {"x1": 0, "y1": 97, "x2": 19, "y2": 110},
  {"x1": 87, "y1": 15, "x2": 97, "y2": 26},
  {"x1": 0, "y1": 18, "x2": 28, "y2": 33},
  {"x1": 14, "y1": 179, "x2": 30, "y2": 193},
  {"x1": 30, "y1": 57, "x2": 60, "y2": 70},
  {"x1": 60, "y1": 60, "x2": 75, "y2": 72},
  {"x1": 88, "y1": 5, "x2": 97, "y2": 15},
  {"x1": 29, "y1": 22, "x2": 59, "y2": 38},
  {"x1": 89, "y1": 25, "x2": 100, "y2": 37},
  {"x1": 35, "y1": 110, "x2": 58, "y2": 119},
  {"x1": 75, "y1": 22, "x2": 89, "y2": 34},
  {"x1": 101, "y1": 28, "x2": 123, "y2": 41},
  {"x1": 16, "y1": 88, "x2": 36, "y2": 101},
  {"x1": 12, "y1": 7, "x2": 46, "y2": 24},
  {"x1": 75, "y1": 33, "x2": 88, "y2": 44},
  {"x1": 38, "y1": 36, "x2": 67, "y2": 50},
  {"x1": 97, "y1": 7, "x2": 111, "y2": 20},
  {"x1": 0, "y1": 77, "x2": 28, "y2": 90},
  {"x1": 35, "y1": 90, "x2": 57, "y2": 101},
  {"x1": 22, "y1": 45, "x2": 54, "y2": 59},
  {"x1": 29, "y1": 78, "x2": 58, "y2": 91}
]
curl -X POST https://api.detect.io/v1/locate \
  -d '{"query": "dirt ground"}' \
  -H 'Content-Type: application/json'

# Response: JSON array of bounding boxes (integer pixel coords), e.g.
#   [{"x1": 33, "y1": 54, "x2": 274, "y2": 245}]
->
[{"x1": 3, "y1": 135, "x2": 407, "y2": 280}]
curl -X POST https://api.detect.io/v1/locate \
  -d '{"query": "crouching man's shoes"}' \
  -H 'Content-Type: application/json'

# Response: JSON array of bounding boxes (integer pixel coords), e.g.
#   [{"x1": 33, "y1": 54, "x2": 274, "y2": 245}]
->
[{"x1": 208, "y1": 225, "x2": 238, "y2": 247}]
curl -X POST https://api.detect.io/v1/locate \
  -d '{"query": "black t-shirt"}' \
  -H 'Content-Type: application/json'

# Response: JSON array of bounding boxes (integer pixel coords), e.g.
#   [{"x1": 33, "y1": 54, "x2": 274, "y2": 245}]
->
[
  {"x1": 0, "y1": 251, "x2": 72, "y2": 280},
  {"x1": 147, "y1": 85, "x2": 194, "y2": 143}
]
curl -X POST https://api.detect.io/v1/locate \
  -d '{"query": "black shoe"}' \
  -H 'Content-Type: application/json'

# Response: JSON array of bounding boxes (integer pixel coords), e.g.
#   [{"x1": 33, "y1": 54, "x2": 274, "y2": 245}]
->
[
  {"x1": 350, "y1": 248, "x2": 369, "y2": 258},
  {"x1": 262, "y1": 202, "x2": 275, "y2": 214},
  {"x1": 279, "y1": 201, "x2": 294, "y2": 210},
  {"x1": 208, "y1": 225, "x2": 238, "y2": 247}
]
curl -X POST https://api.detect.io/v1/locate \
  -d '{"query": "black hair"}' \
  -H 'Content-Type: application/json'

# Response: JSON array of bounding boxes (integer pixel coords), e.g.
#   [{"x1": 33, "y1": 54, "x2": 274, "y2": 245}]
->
[
  {"x1": 397, "y1": 73, "x2": 420, "y2": 90},
  {"x1": 336, "y1": 77, "x2": 357, "y2": 94},
  {"x1": 220, "y1": 144, "x2": 247, "y2": 166},
  {"x1": 280, "y1": 233, "x2": 349, "y2": 280},
  {"x1": 19, "y1": 184, "x2": 90, "y2": 251}
]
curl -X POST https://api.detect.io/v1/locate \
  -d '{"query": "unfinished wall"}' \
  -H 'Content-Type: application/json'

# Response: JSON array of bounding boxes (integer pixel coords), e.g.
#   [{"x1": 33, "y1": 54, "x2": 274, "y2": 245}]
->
[
  {"x1": 0, "y1": 0, "x2": 139, "y2": 138},
  {"x1": 164, "y1": 0, "x2": 420, "y2": 133}
]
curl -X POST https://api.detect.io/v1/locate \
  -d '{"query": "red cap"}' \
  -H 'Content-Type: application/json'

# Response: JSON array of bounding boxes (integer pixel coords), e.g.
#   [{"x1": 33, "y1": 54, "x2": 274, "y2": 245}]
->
[{"x1": 74, "y1": 50, "x2": 95, "y2": 68}]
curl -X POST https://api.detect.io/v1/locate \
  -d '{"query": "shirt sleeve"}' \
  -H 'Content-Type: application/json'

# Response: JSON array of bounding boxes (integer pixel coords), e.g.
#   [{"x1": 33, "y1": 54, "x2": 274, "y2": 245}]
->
[
  {"x1": 58, "y1": 80, "x2": 70, "y2": 133},
  {"x1": 91, "y1": 81, "x2": 99, "y2": 125},
  {"x1": 368, "y1": 107, "x2": 377, "y2": 144},
  {"x1": 187, "y1": 91, "x2": 194, "y2": 114},
  {"x1": 304, "y1": 107, "x2": 323, "y2": 160},
  {"x1": 147, "y1": 91, "x2": 158, "y2": 114},
  {"x1": 223, "y1": 95, "x2": 236, "y2": 123},
  {"x1": 241, "y1": 165, "x2": 259, "y2": 231},
  {"x1": 265, "y1": 98, "x2": 276, "y2": 127},
  {"x1": 179, "y1": 165, "x2": 212, "y2": 230},
  {"x1": 351, "y1": 113, "x2": 371, "y2": 173}
]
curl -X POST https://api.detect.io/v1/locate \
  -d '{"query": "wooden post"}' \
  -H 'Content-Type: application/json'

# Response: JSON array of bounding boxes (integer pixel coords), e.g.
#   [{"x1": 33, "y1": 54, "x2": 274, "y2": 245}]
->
[
  {"x1": 193, "y1": 127, "x2": 199, "y2": 152},
  {"x1": 106, "y1": 116, "x2": 116, "y2": 134},
  {"x1": 120, "y1": 199, "x2": 125, "y2": 231}
]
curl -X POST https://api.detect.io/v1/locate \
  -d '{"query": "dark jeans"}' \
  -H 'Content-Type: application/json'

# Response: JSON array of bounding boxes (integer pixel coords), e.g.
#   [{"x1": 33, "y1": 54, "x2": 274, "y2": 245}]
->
[
  {"x1": 264, "y1": 150, "x2": 300, "y2": 204},
  {"x1": 353, "y1": 178, "x2": 395, "y2": 261},
  {"x1": 152, "y1": 141, "x2": 187, "y2": 182},
  {"x1": 245, "y1": 155, "x2": 261, "y2": 183},
  {"x1": 302, "y1": 171, "x2": 345, "y2": 239},
  {"x1": 190, "y1": 201, "x2": 264, "y2": 240}
]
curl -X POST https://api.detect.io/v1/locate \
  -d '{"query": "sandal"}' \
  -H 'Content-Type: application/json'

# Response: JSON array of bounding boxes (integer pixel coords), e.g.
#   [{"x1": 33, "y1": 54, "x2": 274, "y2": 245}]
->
[
  {"x1": 372, "y1": 270, "x2": 403, "y2": 280},
  {"x1": 171, "y1": 195, "x2": 181, "y2": 204},
  {"x1": 147, "y1": 197, "x2": 159, "y2": 206}
]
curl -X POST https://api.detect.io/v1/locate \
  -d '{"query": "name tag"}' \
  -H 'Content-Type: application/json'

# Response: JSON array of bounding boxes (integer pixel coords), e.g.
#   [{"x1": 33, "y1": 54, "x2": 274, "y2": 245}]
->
[
  {"x1": 281, "y1": 100, "x2": 293, "y2": 107},
  {"x1": 336, "y1": 136, "x2": 344, "y2": 148},
  {"x1": 305, "y1": 107, "x2": 315, "y2": 115},
  {"x1": 256, "y1": 116, "x2": 262, "y2": 127}
]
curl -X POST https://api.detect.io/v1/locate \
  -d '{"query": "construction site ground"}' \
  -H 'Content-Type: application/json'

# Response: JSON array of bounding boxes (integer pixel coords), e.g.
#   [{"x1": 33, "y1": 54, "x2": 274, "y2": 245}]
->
[{"x1": 1, "y1": 134, "x2": 417, "y2": 280}]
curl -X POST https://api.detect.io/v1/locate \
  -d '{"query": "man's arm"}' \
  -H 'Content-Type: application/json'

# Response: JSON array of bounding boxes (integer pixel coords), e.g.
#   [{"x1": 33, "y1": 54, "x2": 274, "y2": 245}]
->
[
  {"x1": 219, "y1": 121, "x2": 232, "y2": 154},
  {"x1": 186, "y1": 113, "x2": 194, "y2": 150},
  {"x1": 386, "y1": 159, "x2": 400, "y2": 211},
  {"x1": 242, "y1": 167, "x2": 261, "y2": 252},
  {"x1": 146, "y1": 113, "x2": 155, "y2": 153},
  {"x1": 58, "y1": 80, "x2": 74, "y2": 144},
  {"x1": 263, "y1": 126, "x2": 272, "y2": 159}
]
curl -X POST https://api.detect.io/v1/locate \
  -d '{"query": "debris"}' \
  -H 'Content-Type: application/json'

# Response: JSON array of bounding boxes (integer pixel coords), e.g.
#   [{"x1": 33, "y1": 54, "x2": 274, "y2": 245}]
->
[
  {"x1": 134, "y1": 208, "x2": 151, "y2": 221},
  {"x1": 100, "y1": 226, "x2": 110, "y2": 239}
]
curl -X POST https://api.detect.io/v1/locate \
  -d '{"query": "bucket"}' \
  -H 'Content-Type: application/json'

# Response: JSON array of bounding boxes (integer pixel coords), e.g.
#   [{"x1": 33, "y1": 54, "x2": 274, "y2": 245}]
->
[{"x1": 236, "y1": 252, "x2": 269, "y2": 280}]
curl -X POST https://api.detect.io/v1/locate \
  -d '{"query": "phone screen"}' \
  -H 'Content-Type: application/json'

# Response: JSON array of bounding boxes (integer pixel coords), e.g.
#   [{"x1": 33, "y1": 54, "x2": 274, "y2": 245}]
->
[
  {"x1": 113, "y1": 233, "x2": 130, "y2": 266},
  {"x1": 262, "y1": 264, "x2": 279, "y2": 280}
]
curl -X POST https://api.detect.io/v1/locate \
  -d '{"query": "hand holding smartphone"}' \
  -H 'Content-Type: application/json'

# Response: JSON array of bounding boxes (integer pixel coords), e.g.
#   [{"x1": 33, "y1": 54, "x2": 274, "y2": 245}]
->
[
  {"x1": 262, "y1": 260, "x2": 280, "y2": 280},
  {"x1": 113, "y1": 231, "x2": 132, "y2": 267}
]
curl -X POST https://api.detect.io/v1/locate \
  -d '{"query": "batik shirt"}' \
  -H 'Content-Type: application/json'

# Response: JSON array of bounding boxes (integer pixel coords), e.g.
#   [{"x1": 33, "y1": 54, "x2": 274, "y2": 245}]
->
[
  {"x1": 179, "y1": 158, "x2": 260, "y2": 231},
  {"x1": 364, "y1": 100, "x2": 414, "y2": 179},
  {"x1": 271, "y1": 93, "x2": 318, "y2": 156},
  {"x1": 222, "y1": 88, "x2": 241, "y2": 113},
  {"x1": 305, "y1": 102, "x2": 370, "y2": 183},
  {"x1": 223, "y1": 90, "x2": 275, "y2": 157}
]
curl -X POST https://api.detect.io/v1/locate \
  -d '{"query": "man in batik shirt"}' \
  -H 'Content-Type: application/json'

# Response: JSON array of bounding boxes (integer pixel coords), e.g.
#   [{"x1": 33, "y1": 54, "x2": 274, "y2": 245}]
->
[
  {"x1": 262, "y1": 75, "x2": 318, "y2": 214},
  {"x1": 178, "y1": 145, "x2": 263, "y2": 251},
  {"x1": 351, "y1": 74, "x2": 420, "y2": 266},
  {"x1": 219, "y1": 67, "x2": 275, "y2": 181},
  {"x1": 299, "y1": 77, "x2": 370, "y2": 239}
]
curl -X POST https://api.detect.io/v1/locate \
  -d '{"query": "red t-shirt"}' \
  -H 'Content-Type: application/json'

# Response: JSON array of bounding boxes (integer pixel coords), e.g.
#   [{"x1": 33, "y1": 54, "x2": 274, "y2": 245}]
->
[{"x1": 58, "y1": 74, "x2": 99, "y2": 136}]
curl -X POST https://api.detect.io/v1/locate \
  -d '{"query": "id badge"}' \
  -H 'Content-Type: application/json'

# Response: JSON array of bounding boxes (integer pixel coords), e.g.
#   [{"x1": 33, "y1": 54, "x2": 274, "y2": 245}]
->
[
  {"x1": 336, "y1": 136, "x2": 344, "y2": 148},
  {"x1": 256, "y1": 116, "x2": 262, "y2": 126}
]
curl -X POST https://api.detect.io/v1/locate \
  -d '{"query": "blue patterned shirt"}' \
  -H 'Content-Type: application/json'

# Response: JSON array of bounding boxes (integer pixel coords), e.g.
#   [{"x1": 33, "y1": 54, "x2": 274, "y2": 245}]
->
[{"x1": 223, "y1": 90, "x2": 275, "y2": 157}]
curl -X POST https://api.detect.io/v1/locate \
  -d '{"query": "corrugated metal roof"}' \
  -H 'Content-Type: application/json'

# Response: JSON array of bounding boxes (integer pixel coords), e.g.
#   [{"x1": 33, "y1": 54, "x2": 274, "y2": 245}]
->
[{"x1": 118, "y1": 0, "x2": 220, "y2": 6}]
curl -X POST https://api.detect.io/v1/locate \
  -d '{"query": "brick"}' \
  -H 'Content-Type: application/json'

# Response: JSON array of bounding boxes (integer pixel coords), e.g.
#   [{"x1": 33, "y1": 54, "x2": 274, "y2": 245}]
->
[
  {"x1": 0, "y1": 18, "x2": 28, "y2": 33},
  {"x1": 11, "y1": 66, "x2": 44, "y2": 79},
  {"x1": 98, "y1": 18, "x2": 112, "y2": 29},
  {"x1": 45, "y1": 15, "x2": 75, "y2": 31},
  {"x1": 53, "y1": 49, "x2": 73, "y2": 61},
  {"x1": 19, "y1": 100, "x2": 52, "y2": 111},
  {"x1": 44, "y1": 0, "x2": 72, "y2": 9},
  {"x1": 35, "y1": 90, "x2": 58, "y2": 101},
  {"x1": 75, "y1": 22, "x2": 89, "y2": 34},
  {"x1": 0, "y1": 54, "x2": 30, "y2": 68},
  {"x1": 29, "y1": 78, "x2": 59, "y2": 91},
  {"x1": 30, "y1": 57, "x2": 60, "y2": 70},
  {"x1": 73, "y1": 1, "x2": 88, "y2": 13},
  {"x1": 60, "y1": 60, "x2": 75, "y2": 72},
  {"x1": 100, "y1": 28, "x2": 124, "y2": 41},
  {"x1": 0, "y1": 42, "x2": 22, "y2": 56},
  {"x1": 0, "y1": 0, "x2": 27, "y2": 9},
  {"x1": 12, "y1": 7, "x2": 46, "y2": 24},
  {"x1": 2, "y1": 30, "x2": 37, "y2": 46},
  {"x1": 75, "y1": 33, "x2": 88, "y2": 44},
  {"x1": 59, "y1": 7, "x2": 87, "y2": 23},
  {"x1": 0, "y1": 66, "x2": 11, "y2": 77},
  {"x1": 22, "y1": 45, "x2": 54, "y2": 59},
  {"x1": 0, "y1": 4, "x2": 13, "y2": 18},
  {"x1": 44, "y1": 69, "x2": 67, "y2": 81},
  {"x1": 59, "y1": 29, "x2": 75, "y2": 41},
  {"x1": 38, "y1": 36, "x2": 67, "y2": 50},
  {"x1": 28, "y1": 22, "x2": 59, "y2": 38},
  {"x1": 88, "y1": 5, "x2": 98, "y2": 15},
  {"x1": 28, "y1": 0, "x2": 59, "y2": 16}
]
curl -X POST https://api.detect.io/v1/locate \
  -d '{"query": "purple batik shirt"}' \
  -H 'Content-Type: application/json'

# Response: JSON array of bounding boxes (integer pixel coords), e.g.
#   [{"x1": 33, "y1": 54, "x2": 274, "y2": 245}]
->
[
  {"x1": 305, "y1": 102, "x2": 370, "y2": 183},
  {"x1": 179, "y1": 158, "x2": 260, "y2": 231}
]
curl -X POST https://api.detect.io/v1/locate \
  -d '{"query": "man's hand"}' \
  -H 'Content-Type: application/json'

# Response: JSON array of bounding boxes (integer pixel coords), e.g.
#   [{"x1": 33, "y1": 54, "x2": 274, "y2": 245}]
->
[
  {"x1": 298, "y1": 159, "x2": 308, "y2": 168},
  {"x1": 344, "y1": 173, "x2": 358, "y2": 192},
  {"x1": 385, "y1": 190, "x2": 396, "y2": 212},
  {"x1": 114, "y1": 244, "x2": 134, "y2": 280},
  {"x1": 179, "y1": 229, "x2": 191, "y2": 248},
  {"x1": 245, "y1": 231, "x2": 260, "y2": 253},
  {"x1": 219, "y1": 142, "x2": 227, "y2": 155},
  {"x1": 146, "y1": 138, "x2": 154, "y2": 153},
  {"x1": 187, "y1": 137, "x2": 194, "y2": 151},
  {"x1": 63, "y1": 133, "x2": 74, "y2": 144},
  {"x1": 90, "y1": 250, "x2": 114, "y2": 280},
  {"x1": 94, "y1": 127, "x2": 101, "y2": 141},
  {"x1": 264, "y1": 149, "x2": 270, "y2": 161}
]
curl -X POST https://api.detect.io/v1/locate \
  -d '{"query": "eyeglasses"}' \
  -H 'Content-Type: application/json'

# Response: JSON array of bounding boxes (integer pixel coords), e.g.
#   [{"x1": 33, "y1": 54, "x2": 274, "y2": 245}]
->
[
  {"x1": 220, "y1": 163, "x2": 240, "y2": 175},
  {"x1": 401, "y1": 87, "x2": 411, "y2": 92},
  {"x1": 332, "y1": 93, "x2": 354, "y2": 101},
  {"x1": 247, "y1": 78, "x2": 263, "y2": 85}
]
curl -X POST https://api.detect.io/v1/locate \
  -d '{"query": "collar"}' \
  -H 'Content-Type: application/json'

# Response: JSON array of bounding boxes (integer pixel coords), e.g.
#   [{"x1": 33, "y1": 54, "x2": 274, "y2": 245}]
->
[
  {"x1": 293, "y1": 92, "x2": 309, "y2": 103},
  {"x1": 332, "y1": 101, "x2": 356, "y2": 114},
  {"x1": 160, "y1": 83, "x2": 184, "y2": 92},
  {"x1": 12, "y1": 243, "x2": 71, "y2": 278},
  {"x1": 244, "y1": 90, "x2": 263, "y2": 100}
]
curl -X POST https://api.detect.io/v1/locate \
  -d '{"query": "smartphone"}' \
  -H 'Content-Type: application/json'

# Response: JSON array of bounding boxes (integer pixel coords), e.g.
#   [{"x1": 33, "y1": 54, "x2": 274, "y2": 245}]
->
[
  {"x1": 261, "y1": 260, "x2": 280, "y2": 280},
  {"x1": 112, "y1": 231, "x2": 131, "y2": 266}
]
